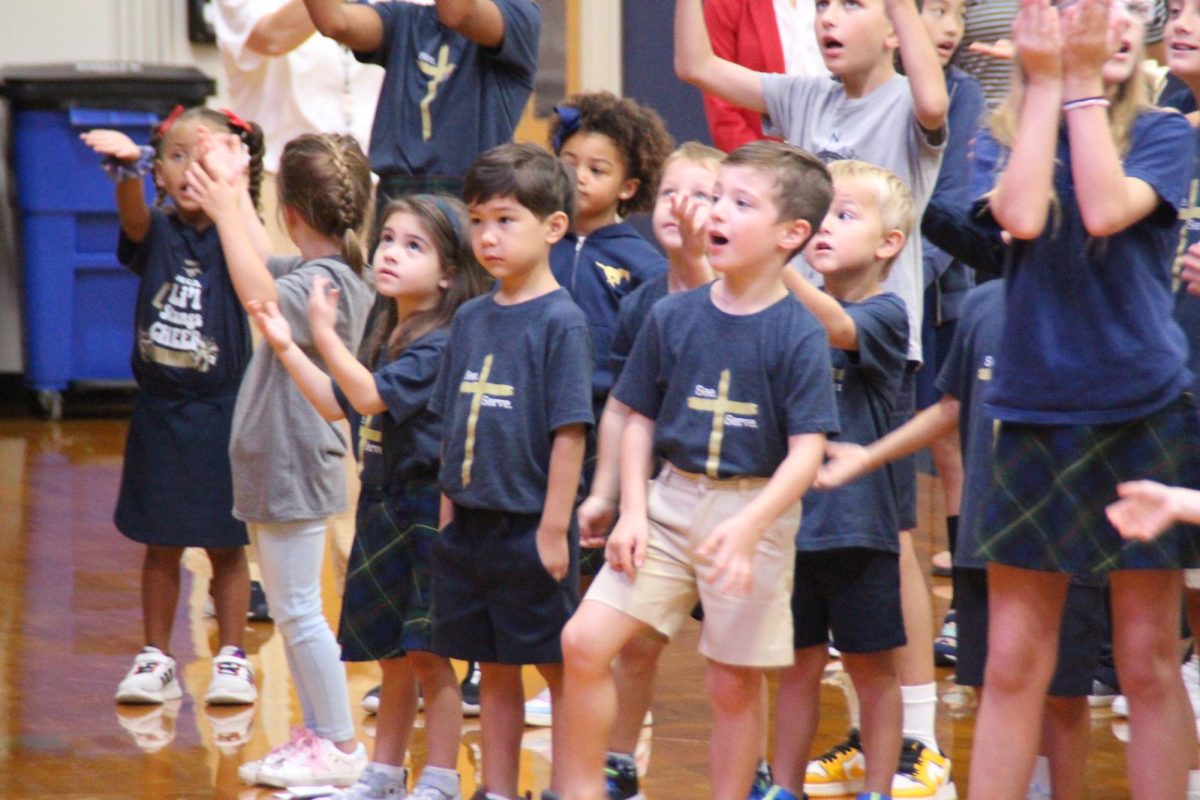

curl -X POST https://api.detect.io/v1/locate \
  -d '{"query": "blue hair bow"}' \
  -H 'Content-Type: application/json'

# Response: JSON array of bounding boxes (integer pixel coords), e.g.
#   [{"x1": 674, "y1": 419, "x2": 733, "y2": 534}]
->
[{"x1": 551, "y1": 105, "x2": 582, "y2": 153}]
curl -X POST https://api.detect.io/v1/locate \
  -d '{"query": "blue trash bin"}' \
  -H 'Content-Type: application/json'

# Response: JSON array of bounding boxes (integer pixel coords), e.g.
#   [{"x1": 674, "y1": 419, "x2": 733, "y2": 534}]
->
[{"x1": 0, "y1": 63, "x2": 214, "y2": 417}]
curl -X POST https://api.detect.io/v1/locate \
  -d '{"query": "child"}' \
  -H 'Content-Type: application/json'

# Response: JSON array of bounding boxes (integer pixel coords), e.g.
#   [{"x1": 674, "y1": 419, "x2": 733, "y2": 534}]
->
[
  {"x1": 818, "y1": 279, "x2": 1113, "y2": 800},
  {"x1": 429, "y1": 142, "x2": 594, "y2": 800},
  {"x1": 767, "y1": 160, "x2": 912, "y2": 800},
  {"x1": 247, "y1": 194, "x2": 490, "y2": 800},
  {"x1": 574, "y1": 140, "x2": 724, "y2": 800},
  {"x1": 188, "y1": 131, "x2": 376, "y2": 788},
  {"x1": 675, "y1": 3, "x2": 956, "y2": 791},
  {"x1": 965, "y1": 1, "x2": 1200, "y2": 798},
  {"x1": 83, "y1": 107, "x2": 263, "y2": 710},
  {"x1": 302, "y1": 0, "x2": 539, "y2": 204},
  {"x1": 554, "y1": 140, "x2": 838, "y2": 800}
]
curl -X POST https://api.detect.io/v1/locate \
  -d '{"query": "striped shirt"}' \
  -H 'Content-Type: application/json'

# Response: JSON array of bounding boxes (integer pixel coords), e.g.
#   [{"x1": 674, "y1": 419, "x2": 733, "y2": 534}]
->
[{"x1": 953, "y1": 0, "x2": 1016, "y2": 109}]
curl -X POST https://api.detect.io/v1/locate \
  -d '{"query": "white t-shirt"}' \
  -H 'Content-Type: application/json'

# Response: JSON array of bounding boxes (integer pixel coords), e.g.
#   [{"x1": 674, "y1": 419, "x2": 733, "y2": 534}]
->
[
  {"x1": 215, "y1": 0, "x2": 385, "y2": 172},
  {"x1": 771, "y1": 0, "x2": 828, "y2": 78}
]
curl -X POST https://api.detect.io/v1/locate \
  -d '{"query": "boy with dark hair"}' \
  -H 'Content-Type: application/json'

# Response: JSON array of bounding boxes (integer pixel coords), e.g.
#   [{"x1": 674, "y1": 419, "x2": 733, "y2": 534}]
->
[
  {"x1": 430, "y1": 142, "x2": 593, "y2": 800},
  {"x1": 553, "y1": 140, "x2": 839, "y2": 800}
]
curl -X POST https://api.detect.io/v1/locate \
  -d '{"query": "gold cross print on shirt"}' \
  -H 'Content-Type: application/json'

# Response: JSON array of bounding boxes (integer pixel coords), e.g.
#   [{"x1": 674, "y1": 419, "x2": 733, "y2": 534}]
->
[
  {"x1": 418, "y1": 44, "x2": 457, "y2": 142},
  {"x1": 686, "y1": 369, "x2": 759, "y2": 478},
  {"x1": 1173, "y1": 177, "x2": 1200, "y2": 294},
  {"x1": 458, "y1": 354, "x2": 514, "y2": 487}
]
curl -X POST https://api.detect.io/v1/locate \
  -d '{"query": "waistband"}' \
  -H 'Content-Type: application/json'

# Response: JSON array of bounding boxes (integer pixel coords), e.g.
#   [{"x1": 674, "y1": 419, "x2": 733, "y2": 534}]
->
[{"x1": 658, "y1": 462, "x2": 771, "y2": 492}]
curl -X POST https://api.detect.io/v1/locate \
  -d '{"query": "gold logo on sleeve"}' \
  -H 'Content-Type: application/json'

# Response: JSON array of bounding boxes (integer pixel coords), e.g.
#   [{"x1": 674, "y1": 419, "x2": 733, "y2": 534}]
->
[
  {"x1": 686, "y1": 369, "x2": 759, "y2": 478},
  {"x1": 457, "y1": 354, "x2": 515, "y2": 487}
]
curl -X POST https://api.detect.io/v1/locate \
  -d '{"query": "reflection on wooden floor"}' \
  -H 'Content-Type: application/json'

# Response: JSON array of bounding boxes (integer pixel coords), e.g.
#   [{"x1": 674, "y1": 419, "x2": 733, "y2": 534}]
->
[{"x1": 0, "y1": 410, "x2": 1142, "y2": 799}]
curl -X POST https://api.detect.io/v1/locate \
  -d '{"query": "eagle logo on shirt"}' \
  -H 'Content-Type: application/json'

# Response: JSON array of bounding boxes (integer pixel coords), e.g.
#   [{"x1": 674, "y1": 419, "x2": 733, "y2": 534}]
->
[{"x1": 595, "y1": 261, "x2": 630, "y2": 288}]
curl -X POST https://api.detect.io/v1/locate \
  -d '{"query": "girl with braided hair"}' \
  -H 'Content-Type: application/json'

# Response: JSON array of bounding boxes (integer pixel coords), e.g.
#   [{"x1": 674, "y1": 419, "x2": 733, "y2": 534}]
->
[
  {"x1": 82, "y1": 105, "x2": 266, "y2": 710},
  {"x1": 188, "y1": 130, "x2": 376, "y2": 788}
]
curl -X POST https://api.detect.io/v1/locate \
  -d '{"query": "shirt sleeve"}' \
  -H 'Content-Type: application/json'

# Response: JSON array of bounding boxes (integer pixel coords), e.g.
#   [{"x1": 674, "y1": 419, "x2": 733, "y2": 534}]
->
[
  {"x1": 544, "y1": 320, "x2": 595, "y2": 432},
  {"x1": 1122, "y1": 111, "x2": 1195, "y2": 223},
  {"x1": 213, "y1": 0, "x2": 271, "y2": 73},
  {"x1": 428, "y1": 320, "x2": 457, "y2": 418},
  {"x1": 968, "y1": 128, "x2": 1003, "y2": 212},
  {"x1": 844, "y1": 295, "x2": 908, "y2": 394},
  {"x1": 784, "y1": 324, "x2": 839, "y2": 436},
  {"x1": 489, "y1": 0, "x2": 540, "y2": 76},
  {"x1": 761, "y1": 74, "x2": 818, "y2": 143},
  {"x1": 374, "y1": 332, "x2": 447, "y2": 425},
  {"x1": 355, "y1": 1, "x2": 409, "y2": 65},
  {"x1": 117, "y1": 207, "x2": 166, "y2": 276},
  {"x1": 609, "y1": 291, "x2": 643, "y2": 386},
  {"x1": 612, "y1": 309, "x2": 666, "y2": 420}
]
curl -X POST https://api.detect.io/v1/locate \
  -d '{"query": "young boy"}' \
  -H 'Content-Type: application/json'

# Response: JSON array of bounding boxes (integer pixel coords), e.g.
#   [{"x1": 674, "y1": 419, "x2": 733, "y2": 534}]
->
[
  {"x1": 770, "y1": 160, "x2": 912, "y2": 800},
  {"x1": 675, "y1": 4, "x2": 954, "y2": 792},
  {"x1": 554, "y1": 140, "x2": 838, "y2": 800},
  {"x1": 429, "y1": 142, "x2": 594, "y2": 800}
]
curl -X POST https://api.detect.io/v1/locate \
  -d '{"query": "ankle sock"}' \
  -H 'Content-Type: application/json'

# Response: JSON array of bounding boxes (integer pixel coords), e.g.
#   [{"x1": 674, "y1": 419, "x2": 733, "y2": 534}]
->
[
  {"x1": 1188, "y1": 769, "x2": 1200, "y2": 800},
  {"x1": 900, "y1": 682, "x2": 939, "y2": 752},
  {"x1": 374, "y1": 761, "x2": 407, "y2": 780},
  {"x1": 417, "y1": 765, "x2": 459, "y2": 794}
]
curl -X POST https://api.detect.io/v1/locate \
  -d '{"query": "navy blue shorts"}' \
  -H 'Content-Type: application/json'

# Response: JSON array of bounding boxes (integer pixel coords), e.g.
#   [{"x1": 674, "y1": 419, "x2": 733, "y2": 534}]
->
[
  {"x1": 890, "y1": 366, "x2": 918, "y2": 530},
  {"x1": 432, "y1": 504, "x2": 580, "y2": 664},
  {"x1": 792, "y1": 548, "x2": 906, "y2": 654},
  {"x1": 953, "y1": 567, "x2": 1107, "y2": 696}
]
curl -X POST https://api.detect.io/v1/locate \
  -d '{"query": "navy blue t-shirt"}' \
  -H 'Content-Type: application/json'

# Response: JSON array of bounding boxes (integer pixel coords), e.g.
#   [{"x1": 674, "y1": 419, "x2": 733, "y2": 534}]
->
[
  {"x1": 118, "y1": 208, "x2": 252, "y2": 394},
  {"x1": 1172, "y1": 125, "x2": 1200, "y2": 397},
  {"x1": 431, "y1": 289, "x2": 594, "y2": 513},
  {"x1": 970, "y1": 112, "x2": 1193, "y2": 424},
  {"x1": 335, "y1": 329, "x2": 447, "y2": 494},
  {"x1": 357, "y1": 0, "x2": 540, "y2": 178},
  {"x1": 552, "y1": 222, "x2": 669, "y2": 402},
  {"x1": 610, "y1": 273, "x2": 670, "y2": 385},
  {"x1": 613, "y1": 285, "x2": 839, "y2": 479},
  {"x1": 798, "y1": 293, "x2": 908, "y2": 553}
]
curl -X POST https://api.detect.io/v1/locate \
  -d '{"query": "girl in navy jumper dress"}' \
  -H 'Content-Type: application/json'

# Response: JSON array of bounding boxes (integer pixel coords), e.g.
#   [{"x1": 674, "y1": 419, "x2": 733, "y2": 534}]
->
[{"x1": 966, "y1": 1, "x2": 1200, "y2": 798}]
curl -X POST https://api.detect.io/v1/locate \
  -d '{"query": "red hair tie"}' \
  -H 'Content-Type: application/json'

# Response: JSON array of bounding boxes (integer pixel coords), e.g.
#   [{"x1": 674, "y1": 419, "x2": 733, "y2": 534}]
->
[
  {"x1": 219, "y1": 108, "x2": 253, "y2": 135},
  {"x1": 155, "y1": 104, "x2": 185, "y2": 138}
]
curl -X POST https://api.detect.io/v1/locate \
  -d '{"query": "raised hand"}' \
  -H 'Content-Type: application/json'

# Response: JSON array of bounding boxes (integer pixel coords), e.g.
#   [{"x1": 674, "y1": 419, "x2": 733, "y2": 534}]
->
[
  {"x1": 247, "y1": 299, "x2": 294, "y2": 353},
  {"x1": 1014, "y1": 0, "x2": 1064, "y2": 83},
  {"x1": 80, "y1": 128, "x2": 142, "y2": 161},
  {"x1": 1060, "y1": 0, "x2": 1119, "y2": 80},
  {"x1": 967, "y1": 38, "x2": 1015, "y2": 61}
]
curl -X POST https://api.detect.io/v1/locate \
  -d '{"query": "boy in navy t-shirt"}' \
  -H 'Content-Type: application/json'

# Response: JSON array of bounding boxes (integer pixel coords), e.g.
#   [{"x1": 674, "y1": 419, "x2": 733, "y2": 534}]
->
[
  {"x1": 429, "y1": 143, "x2": 593, "y2": 800},
  {"x1": 770, "y1": 160, "x2": 913, "y2": 800},
  {"x1": 552, "y1": 141, "x2": 838, "y2": 800}
]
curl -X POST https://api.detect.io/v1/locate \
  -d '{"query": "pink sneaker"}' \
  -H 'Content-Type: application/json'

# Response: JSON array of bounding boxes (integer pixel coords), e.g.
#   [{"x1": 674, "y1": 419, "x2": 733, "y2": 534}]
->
[
  {"x1": 238, "y1": 726, "x2": 313, "y2": 785},
  {"x1": 256, "y1": 732, "x2": 367, "y2": 788}
]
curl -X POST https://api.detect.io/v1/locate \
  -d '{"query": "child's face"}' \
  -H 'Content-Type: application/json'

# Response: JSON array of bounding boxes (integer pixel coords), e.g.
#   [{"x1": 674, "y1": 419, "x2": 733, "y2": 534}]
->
[
  {"x1": 558, "y1": 131, "x2": 638, "y2": 230},
  {"x1": 651, "y1": 159, "x2": 718, "y2": 253},
  {"x1": 373, "y1": 210, "x2": 447, "y2": 307},
  {"x1": 814, "y1": 0, "x2": 896, "y2": 77},
  {"x1": 920, "y1": 0, "x2": 967, "y2": 67},
  {"x1": 154, "y1": 119, "x2": 210, "y2": 218},
  {"x1": 1166, "y1": 0, "x2": 1200, "y2": 82},
  {"x1": 1102, "y1": 1, "x2": 1148, "y2": 86},
  {"x1": 706, "y1": 164, "x2": 794, "y2": 275},
  {"x1": 804, "y1": 176, "x2": 894, "y2": 279},
  {"x1": 468, "y1": 195, "x2": 558, "y2": 285}
]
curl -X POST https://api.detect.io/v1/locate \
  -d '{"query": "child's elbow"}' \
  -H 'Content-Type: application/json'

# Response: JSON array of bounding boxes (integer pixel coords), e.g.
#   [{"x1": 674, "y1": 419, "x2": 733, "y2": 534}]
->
[
  {"x1": 437, "y1": 4, "x2": 470, "y2": 30},
  {"x1": 1079, "y1": 209, "x2": 1128, "y2": 239},
  {"x1": 675, "y1": 55, "x2": 701, "y2": 86}
]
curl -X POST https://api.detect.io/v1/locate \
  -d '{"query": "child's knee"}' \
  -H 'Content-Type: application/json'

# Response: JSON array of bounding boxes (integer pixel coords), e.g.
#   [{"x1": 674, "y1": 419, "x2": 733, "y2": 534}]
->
[
  {"x1": 561, "y1": 614, "x2": 618, "y2": 674},
  {"x1": 616, "y1": 635, "x2": 663, "y2": 678},
  {"x1": 706, "y1": 664, "x2": 759, "y2": 713},
  {"x1": 205, "y1": 546, "x2": 247, "y2": 571}
]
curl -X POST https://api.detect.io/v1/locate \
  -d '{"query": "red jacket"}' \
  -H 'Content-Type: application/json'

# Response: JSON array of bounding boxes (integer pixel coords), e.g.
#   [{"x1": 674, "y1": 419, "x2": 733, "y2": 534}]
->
[{"x1": 702, "y1": 0, "x2": 787, "y2": 152}]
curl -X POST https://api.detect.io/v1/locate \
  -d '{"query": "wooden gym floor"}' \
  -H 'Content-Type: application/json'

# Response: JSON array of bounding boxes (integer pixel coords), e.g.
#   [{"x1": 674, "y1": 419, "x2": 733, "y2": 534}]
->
[{"x1": 0, "y1": 396, "x2": 1141, "y2": 798}]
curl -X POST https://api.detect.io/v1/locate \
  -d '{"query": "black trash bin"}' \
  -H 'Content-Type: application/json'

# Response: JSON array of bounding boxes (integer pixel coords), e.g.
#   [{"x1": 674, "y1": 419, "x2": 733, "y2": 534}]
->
[{"x1": 0, "y1": 62, "x2": 214, "y2": 417}]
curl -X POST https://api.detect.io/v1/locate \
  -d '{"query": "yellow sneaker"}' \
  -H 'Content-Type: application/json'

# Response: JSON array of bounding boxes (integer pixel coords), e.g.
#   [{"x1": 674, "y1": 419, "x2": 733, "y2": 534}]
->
[
  {"x1": 891, "y1": 738, "x2": 956, "y2": 799},
  {"x1": 804, "y1": 729, "x2": 866, "y2": 797}
]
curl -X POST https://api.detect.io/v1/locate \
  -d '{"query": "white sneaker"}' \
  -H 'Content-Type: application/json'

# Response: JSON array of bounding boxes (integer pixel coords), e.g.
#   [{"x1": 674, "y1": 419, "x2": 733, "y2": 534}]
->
[
  {"x1": 1112, "y1": 694, "x2": 1128, "y2": 717},
  {"x1": 239, "y1": 726, "x2": 314, "y2": 784},
  {"x1": 256, "y1": 733, "x2": 368, "y2": 788},
  {"x1": 333, "y1": 763, "x2": 408, "y2": 798},
  {"x1": 407, "y1": 781, "x2": 462, "y2": 800},
  {"x1": 115, "y1": 698, "x2": 182, "y2": 752},
  {"x1": 522, "y1": 687, "x2": 652, "y2": 728},
  {"x1": 205, "y1": 646, "x2": 257, "y2": 705},
  {"x1": 115, "y1": 647, "x2": 183, "y2": 704}
]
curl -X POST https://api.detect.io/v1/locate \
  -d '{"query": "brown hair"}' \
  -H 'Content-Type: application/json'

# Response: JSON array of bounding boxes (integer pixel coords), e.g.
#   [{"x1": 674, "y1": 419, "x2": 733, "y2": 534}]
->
[
  {"x1": 463, "y1": 142, "x2": 577, "y2": 224},
  {"x1": 150, "y1": 105, "x2": 265, "y2": 212},
  {"x1": 277, "y1": 133, "x2": 373, "y2": 277},
  {"x1": 360, "y1": 195, "x2": 492, "y2": 369},
  {"x1": 723, "y1": 140, "x2": 833, "y2": 251},
  {"x1": 549, "y1": 91, "x2": 676, "y2": 216}
]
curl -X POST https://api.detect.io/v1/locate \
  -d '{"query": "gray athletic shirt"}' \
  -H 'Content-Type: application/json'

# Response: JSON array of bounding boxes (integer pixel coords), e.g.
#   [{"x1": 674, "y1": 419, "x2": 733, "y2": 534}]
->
[
  {"x1": 761, "y1": 73, "x2": 944, "y2": 364},
  {"x1": 229, "y1": 256, "x2": 374, "y2": 523}
]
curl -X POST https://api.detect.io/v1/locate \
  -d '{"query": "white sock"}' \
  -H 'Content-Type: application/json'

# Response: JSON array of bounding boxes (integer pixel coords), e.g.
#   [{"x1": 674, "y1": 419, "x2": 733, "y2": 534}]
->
[
  {"x1": 1029, "y1": 755, "x2": 1050, "y2": 793},
  {"x1": 844, "y1": 676, "x2": 861, "y2": 731},
  {"x1": 374, "y1": 761, "x2": 407, "y2": 780},
  {"x1": 418, "y1": 765, "x2": 460, "y2": 795},
  {"x1": 1188, "y1": 769, "x2": 1200, "y2": 800},
  {"x1": 901, "y1": 682, "x2": 939, "y2": 752}
]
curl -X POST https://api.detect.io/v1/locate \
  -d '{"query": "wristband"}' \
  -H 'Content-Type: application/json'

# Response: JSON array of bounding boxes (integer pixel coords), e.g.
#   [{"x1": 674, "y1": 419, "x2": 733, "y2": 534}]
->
[
  {"x1": 1062, "y1": 96, "x2": 1110, "y2": 113},
  {"x1": 101, "y1": 145, "x2": 155, "y2": 182}
]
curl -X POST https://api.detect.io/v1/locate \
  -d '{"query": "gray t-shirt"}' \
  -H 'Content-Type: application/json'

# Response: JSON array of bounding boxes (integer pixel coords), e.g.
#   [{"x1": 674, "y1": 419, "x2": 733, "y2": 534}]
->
[
  {"x1": 761, "y1": 73, "x2": 945, "y2": 364},
  {"x1": 229, "y1": 256, "x2": 374, "y2": 522}
]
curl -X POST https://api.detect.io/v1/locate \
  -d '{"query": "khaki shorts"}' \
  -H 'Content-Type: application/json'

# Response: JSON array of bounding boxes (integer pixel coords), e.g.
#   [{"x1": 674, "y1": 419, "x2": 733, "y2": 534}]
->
[
  {"x1": 1186, "y1": 569, "x2": 1200, "y2": 591},
  {"x1": 585, "y1": 464, "x2": 800, "y2": 668}
]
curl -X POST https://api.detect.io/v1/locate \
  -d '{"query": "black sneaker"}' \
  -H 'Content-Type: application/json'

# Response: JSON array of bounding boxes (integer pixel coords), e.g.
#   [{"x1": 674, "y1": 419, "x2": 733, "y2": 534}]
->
[
  {"x1": 461, "y1": 661, "x2": 482, "y2": 716},
  {"x1": 248, "y1": 580, "x2": 272, "y2": 622},
  {"x1": 604, "y1": 752, "x2": 642, "y2": 800}
]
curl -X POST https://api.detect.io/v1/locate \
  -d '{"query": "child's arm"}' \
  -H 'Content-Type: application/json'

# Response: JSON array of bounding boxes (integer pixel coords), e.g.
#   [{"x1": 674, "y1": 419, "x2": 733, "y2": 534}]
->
[
  {"x1": 673, "y1": 193, "x2": 716, "y2": 289},
  {"x1": 246, "y1": 299, "x2": 344, "y2": 420},
  {"x1": 887, "y1": 0, "x2": 949, "y2": 133},
  {"x1": 308, "y1": 276, "x2": 386, "y2": 415},
  {"x1": 302, "y1": 0, "x2": 385, "y2": 52},
  {"x1": 782, "y1": 266, "x2": 861, "y2": 350},
  {"x1": 697, "y1": 432, "x2": 826, "y2": 596},
  {"x1": 243, "y1": 0, "x2": 317, "y2": 56},
  {"x1": 538, "y1": 423, "x2": 587, "y2": 581},
  {"x1": 606, "y1": 410, "x2": 657, "y2": 577},
  {"x1": 577, "y1": 397, "x2": 630, "y2": 547},
  {"x1": 435, "y1": 0, "x2": 509, "y2": 48},
  {"x1": 674, "y1": 0, "x2": 768, "y2": 114},
  {"x1": 440, "y1": 493, "x2": 455, "y2": 529},
  {"x1": 985, "y1": 0, "x2": 1063, "y2": 240},
  {"x1": 1106, "y1": 481, "x2": 1200, "y2": 541},
  {"x1": 816, "y1": 393, "x2": 960, "y2": 489},
  {"x1": 80, "y1": 129, "x2": 151, "y2": 242},
  {"x1": 1061, "y1": 0, "x2": 1163, "y2": 236}
]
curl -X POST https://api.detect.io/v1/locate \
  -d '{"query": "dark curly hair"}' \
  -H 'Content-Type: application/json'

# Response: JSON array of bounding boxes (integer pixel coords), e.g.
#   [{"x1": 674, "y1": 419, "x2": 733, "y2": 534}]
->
[
  {"x1": 149, "y1": 106, "x2": 265, "y2": 213},
  {"x1": 548, "y1": 91, "x2": 675, "y2": 216}
]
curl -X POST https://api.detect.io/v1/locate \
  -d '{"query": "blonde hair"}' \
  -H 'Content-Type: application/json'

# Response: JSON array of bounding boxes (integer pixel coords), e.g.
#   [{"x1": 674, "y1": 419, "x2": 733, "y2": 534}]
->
[
  {"x1": 828, "y1": 160, "x2": 916, "y2": 237},
  {"x1": 662, "y1": 141, "x2": 725, "y2": 177}
]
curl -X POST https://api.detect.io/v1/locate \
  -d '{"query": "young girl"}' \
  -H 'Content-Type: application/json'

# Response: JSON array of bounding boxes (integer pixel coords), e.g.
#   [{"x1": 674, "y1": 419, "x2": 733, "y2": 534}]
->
[
  {"x1": 248, "y1": 195, "x2": 490, "y2": 800},
  {"x1": 187, "y1": 131, "x2": 376, "y2": 788},
  {"x1": 83, "y1": 106, "x2": 264, "y2": 709},
  {"x1": 967, "y1": 1, "x2": 1200, "y2": 798}
]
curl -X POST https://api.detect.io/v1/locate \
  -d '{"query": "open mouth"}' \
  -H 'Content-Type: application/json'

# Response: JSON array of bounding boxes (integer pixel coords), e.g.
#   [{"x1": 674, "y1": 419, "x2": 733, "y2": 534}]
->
[
  {"x1": 710, "y1": 233, "x2": 729, "y2": 247},
  {"x1": 822, "y1": 35, "x2": 844, "y2": 54}
]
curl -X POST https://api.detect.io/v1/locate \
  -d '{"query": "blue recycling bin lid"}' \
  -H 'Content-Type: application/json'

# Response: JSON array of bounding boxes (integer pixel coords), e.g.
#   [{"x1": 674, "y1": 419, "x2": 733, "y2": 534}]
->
[{"x1": 0, "y1": 62, "x2": 214, "y2": 114}]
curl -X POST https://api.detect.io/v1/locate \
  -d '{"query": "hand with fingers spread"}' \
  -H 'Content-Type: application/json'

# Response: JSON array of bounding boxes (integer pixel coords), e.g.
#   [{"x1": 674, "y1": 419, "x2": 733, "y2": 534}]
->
[
  {"x1": 185, "y1": 153, "x2": 243, "y2": 223},
  {"x1": 967, "y1": 38, "x2": 1015, "y2": 61},
  {"x1": 1014, "y1": 0, "x2": 1064, "y2": 84},
  {"x1": 1106, "y1": 480, "x2": 1200, "y2": 541},
  {"x1": 1060, "y1": 0, "x2": 1119, "y2": 81},
  {"x1": 80, "y1": 129, "x2": 143, "y2": 161},
  {"x1": 672, "y1": 192, "x2": 713, "y2": 269}
]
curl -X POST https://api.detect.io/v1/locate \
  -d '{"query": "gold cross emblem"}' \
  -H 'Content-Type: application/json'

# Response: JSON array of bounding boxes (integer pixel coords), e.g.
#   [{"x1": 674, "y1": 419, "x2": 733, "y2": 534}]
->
[
  {"x1": 457, "y1": 354, "x2": 515, "y2": 487},
  {"x1": 686, "y1": 369, "x2": 759, "y2": 478},
  {"x1": 418, "y1": 45, "x2": 457, "y2": 142},
  {"x1": 1173, "y1": 177, "x2": 1200, "y2": 293}
]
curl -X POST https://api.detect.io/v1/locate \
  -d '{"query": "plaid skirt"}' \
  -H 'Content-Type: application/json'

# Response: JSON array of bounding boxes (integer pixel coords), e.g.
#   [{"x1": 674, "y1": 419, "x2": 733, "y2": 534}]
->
[
  {"x1": 338, "y1": 480, "x2": 440, "y2": 662},
  {"x1": 979, "y1": 394, "x2": 1200, "y2": 574}
]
